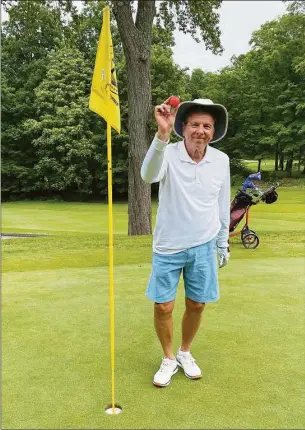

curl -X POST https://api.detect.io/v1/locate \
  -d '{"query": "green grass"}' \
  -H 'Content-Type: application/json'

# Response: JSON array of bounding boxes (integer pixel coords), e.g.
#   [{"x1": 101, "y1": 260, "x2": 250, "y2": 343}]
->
[
  {"x1": 2, "y1": 188, "x2": 305, "y2": 429},
  {"x1": 243, "y1": 159, "x2": 276, "y2": 171},
  {"x1": 243, "y1": 158, "x2": 303, "y2": 172}
]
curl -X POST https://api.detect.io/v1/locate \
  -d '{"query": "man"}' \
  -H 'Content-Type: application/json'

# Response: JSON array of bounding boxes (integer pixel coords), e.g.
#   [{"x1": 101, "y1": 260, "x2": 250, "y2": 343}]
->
[{"x1": 141, "y1": 98, "x2": 230, "y2": 387}]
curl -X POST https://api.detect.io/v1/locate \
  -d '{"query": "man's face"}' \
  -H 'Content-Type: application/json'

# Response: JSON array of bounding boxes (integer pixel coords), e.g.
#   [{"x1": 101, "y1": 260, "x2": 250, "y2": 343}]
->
[{"x1": 182, "y1": 112, "x2": 215, "y2": 146}]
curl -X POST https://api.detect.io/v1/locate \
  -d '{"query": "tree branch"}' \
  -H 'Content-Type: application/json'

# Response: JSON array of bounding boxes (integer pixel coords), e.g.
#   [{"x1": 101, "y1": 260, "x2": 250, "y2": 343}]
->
[
  {"x1": 112, "y1": 0, "x2": 138, "y2": 55},
  {"x1": 135, "y1": 0, "x2": 156, "y2": 33},
  {"x1": 113, "y1": 0, "x2": 156, "y2": 62}
]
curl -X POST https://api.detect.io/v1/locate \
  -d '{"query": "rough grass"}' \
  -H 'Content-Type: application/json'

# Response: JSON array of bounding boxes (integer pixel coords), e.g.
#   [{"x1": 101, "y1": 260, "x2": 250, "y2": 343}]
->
[{"x1": 2, "y1": 188, "x2": 305, "y2": 429}]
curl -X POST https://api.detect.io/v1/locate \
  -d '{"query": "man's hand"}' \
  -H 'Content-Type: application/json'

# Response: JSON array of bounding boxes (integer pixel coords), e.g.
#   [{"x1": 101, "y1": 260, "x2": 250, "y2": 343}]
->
[
  {"x1": 217, "y1": 246, "x2": 230, "y2": 268},
  {"x1": 155, "y1": 97, "x2": 179, "y2": 141}
]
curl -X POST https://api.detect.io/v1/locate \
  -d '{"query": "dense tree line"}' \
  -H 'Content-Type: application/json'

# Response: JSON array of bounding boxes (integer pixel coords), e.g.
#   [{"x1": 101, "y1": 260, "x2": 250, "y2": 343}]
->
[{"x1": 2, "y1": 0, "x2": 305, "y2": 204}]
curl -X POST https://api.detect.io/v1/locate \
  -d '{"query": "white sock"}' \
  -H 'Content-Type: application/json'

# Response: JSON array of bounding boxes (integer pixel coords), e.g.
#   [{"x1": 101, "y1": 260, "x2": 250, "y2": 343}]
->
[{"x1": 179, "y1": 347, "x2": 190, "y2": 355}]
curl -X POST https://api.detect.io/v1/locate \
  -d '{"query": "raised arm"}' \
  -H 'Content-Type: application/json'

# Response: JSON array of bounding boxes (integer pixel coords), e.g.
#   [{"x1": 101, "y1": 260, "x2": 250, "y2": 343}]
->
[{"x1": 141, "y1": 97, "x2": 178, "y2": 184}]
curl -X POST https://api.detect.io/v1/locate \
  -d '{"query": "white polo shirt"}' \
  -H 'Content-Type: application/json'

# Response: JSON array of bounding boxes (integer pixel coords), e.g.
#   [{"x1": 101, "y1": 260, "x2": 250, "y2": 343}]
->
[{"x1": 141, "y1": 136, "x2": 231, "y2": 254}]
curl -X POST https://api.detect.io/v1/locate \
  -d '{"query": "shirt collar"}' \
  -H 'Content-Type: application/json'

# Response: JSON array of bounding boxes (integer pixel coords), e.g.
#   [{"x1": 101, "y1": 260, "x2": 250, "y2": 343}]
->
[{"x1": 178, "y1": 140, "x2": 213, "y2": 164}]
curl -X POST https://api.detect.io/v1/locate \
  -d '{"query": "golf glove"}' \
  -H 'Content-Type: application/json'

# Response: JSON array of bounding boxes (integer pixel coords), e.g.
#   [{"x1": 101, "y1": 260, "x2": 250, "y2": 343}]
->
[{"x1": 217, "y1": 246, "x2": 230, "y2": 268}]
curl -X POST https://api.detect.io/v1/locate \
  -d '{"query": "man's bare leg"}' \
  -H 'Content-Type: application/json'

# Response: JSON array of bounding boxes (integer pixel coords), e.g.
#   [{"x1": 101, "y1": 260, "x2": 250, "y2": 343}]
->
[
  {"x1": 154, "y1": 300, "x2": 175, "y2": 359},
  {"x1": 181, "y1": 298, "x2": 205, "y2": 351}
]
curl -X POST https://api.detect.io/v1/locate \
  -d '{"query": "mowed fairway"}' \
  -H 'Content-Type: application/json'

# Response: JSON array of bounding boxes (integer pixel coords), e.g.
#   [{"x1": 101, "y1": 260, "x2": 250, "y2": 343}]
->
[{"x1": 2, "y1": 188, "x2": 305, "y2": 429}]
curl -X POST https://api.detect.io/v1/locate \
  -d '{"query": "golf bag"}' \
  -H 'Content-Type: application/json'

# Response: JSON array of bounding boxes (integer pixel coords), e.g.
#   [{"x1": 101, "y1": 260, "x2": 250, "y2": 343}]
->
[{"x1": 229, "y1": 172, "x2": 279, "y2": 248}]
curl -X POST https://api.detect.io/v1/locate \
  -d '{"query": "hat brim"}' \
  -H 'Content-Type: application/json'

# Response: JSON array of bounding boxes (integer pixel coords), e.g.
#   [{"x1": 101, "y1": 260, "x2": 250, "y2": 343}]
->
[{"x1": 173, "y1": 101, "x2": 228, "y2": 144}]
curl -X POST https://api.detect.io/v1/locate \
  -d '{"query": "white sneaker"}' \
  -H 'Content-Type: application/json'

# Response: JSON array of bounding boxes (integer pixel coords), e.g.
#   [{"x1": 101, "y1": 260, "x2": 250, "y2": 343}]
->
[
  {"x1": 176, "y1": 348, "x2": 202, "y2": 379},
  {"x1": 153, "y1": 358, "x2": 179, "y2": 387}
]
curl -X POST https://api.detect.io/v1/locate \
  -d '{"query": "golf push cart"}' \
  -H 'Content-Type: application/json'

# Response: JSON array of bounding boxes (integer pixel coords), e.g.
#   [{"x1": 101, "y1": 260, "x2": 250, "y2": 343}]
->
[{"x1": 229, "y1": 172, "x2": 279, "y2": 249}]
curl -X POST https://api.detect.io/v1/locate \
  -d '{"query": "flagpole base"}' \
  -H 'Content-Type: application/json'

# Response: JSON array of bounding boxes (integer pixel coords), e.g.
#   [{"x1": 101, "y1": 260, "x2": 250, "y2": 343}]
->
[{"x1": 105, "y1": 404, "x2": 122, "y2": 415}]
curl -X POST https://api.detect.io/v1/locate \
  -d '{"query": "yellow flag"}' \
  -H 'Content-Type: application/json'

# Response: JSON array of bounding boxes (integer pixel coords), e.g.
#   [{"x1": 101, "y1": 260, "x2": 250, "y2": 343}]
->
[{"x1": 89, "y1": 7, "x2": 121, "y2": 133}]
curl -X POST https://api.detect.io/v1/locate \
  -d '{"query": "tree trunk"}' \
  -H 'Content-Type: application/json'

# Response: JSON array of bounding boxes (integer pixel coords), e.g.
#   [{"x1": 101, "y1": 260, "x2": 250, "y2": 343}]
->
[
  {"x1": 275, "y1": 144, "x2": 279, "y2": 171},
  {"x1": 113, "y1": 1, "x2": 156, "y2": 235},
  {"x1": 285, "y1": 153, "x2": 293, "y2": 177},
  {"x1": 257, "y1": 159, "x2": 261, "y2": 171},
  {"x1": 301, "y1": 145, "x2": 305, "y2": 173},
  {"x1": 279, "y1": 154, "x2": 284, "y2": 170},
  {"x1": 285, "y1": 158, "x2": 292, "y2": 171},
  {"x1": 126, "y1": 55, "x2": 152, "y2": 235}
]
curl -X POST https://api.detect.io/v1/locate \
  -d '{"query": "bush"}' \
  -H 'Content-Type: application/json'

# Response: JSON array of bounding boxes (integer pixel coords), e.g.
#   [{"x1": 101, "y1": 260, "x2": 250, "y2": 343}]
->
[
  {"x1": 230, "y1": 159, "x2": 252, "y2": 177},
  {"x1": 261, "y1": 169, "x2": 305, "y2": 181},
  {"x1": 231, "y1": 175, "x2": 245, "y2": 187}
]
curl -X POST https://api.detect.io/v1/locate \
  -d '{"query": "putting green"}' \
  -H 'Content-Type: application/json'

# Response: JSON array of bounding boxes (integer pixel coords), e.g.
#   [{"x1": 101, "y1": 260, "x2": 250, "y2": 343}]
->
[{"x1": 2, "y1": 188, "x2": 305, "y2": 429}]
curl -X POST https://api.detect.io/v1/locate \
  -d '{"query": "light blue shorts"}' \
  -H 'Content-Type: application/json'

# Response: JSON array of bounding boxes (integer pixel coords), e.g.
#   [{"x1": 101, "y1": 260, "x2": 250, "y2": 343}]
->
[{"x1": 146, "y1": 239, "x2": 219, "y2": 304}]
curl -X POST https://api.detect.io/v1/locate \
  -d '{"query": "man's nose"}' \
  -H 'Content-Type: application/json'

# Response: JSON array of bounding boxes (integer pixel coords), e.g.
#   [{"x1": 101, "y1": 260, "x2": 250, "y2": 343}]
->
[{"x1": 196, "y1": 125, "x2": 205, "y2": 134}]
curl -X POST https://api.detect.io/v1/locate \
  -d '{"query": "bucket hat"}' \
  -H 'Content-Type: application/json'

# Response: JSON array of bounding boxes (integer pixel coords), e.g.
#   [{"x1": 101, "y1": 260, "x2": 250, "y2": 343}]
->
[{"x1": 173, "y1": 98, "x2": 228, "y2": 144}]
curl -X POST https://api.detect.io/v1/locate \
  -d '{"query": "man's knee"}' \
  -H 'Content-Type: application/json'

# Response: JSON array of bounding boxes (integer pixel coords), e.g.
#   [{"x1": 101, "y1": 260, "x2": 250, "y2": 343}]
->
[
  {"x1": 154, "y1": 300, "x2": 175, "y2": 316},
  {"x1": 185, "y1": 298, "x2": 205, "y2": 313}
]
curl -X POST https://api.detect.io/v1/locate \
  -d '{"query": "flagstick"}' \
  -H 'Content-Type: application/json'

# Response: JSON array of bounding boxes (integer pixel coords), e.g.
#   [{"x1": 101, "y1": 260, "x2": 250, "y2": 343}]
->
[
  {"x1": 88, "y1": 5, "x2": 121, "y2": 415},
  {"x1": 107, "y1": 122, "x2": 116, "y2": 414}
]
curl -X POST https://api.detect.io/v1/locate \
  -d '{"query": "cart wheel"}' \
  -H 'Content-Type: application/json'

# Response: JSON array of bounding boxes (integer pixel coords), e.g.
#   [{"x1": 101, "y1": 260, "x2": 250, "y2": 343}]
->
[
  {"x1": 242, "y1": 233, "x2": 259, "y2": 249},
  {"x1": 241, "y1": 229, "x2": 256, "y2": 240}
]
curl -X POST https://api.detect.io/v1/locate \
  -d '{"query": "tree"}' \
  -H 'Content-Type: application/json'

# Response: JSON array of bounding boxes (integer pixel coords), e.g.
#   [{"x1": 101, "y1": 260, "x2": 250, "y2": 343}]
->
[
  {"x1": 25, "y1": 47, "x2": 100, "y2": 195},
  {"x1": 283, "y1": 0, "x2": 305, "y2": 15},
  {"x1": 272, "y1": 57, "x2": 305, "y2": 175},
  {"x1": 248, "y1": 13, "x2": 305, "y2": 173},
  {"x1": 2, "y1": 0, "x2": 195, "y2": 201},
  {"x1": 211, "y1": 13, "x2": 305, "y2": 174},
  {"x1": 112, "y1": 0, "x2": 223, "y2": 235},
  {"x1": 1, "y1": 0, "x2": 70, "y2": 196}
]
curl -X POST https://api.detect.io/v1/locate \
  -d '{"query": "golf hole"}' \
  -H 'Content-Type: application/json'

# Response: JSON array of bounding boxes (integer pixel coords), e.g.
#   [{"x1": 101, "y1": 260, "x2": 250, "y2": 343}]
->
[{"x1": 105, "y1": 404, "x2": 122, "y2": 415}]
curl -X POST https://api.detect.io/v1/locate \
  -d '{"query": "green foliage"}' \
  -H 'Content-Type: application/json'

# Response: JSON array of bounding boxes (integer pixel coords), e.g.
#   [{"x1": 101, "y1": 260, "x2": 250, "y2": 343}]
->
[
  {"x1": 24, "y1": 48, "x2": 95, "y2": 193},
  {"x1": 1, "y1": 0, "x2": 66, "y2": 195},
  {"x1": 199, "y1": 12, "x2": 305, "y2": 173},
  {"x1": 2, "y1": 0, "x2": 305, "y2": 202},
  {"x1": 150, "y1": 44, "x2": 190, "y2": 141},
  {"x1": 158, "y1": 0, "x2": 222, "y2": 52},
  {"x1": 283, "y1": 0, "x2": 305, "y2": 15}
]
